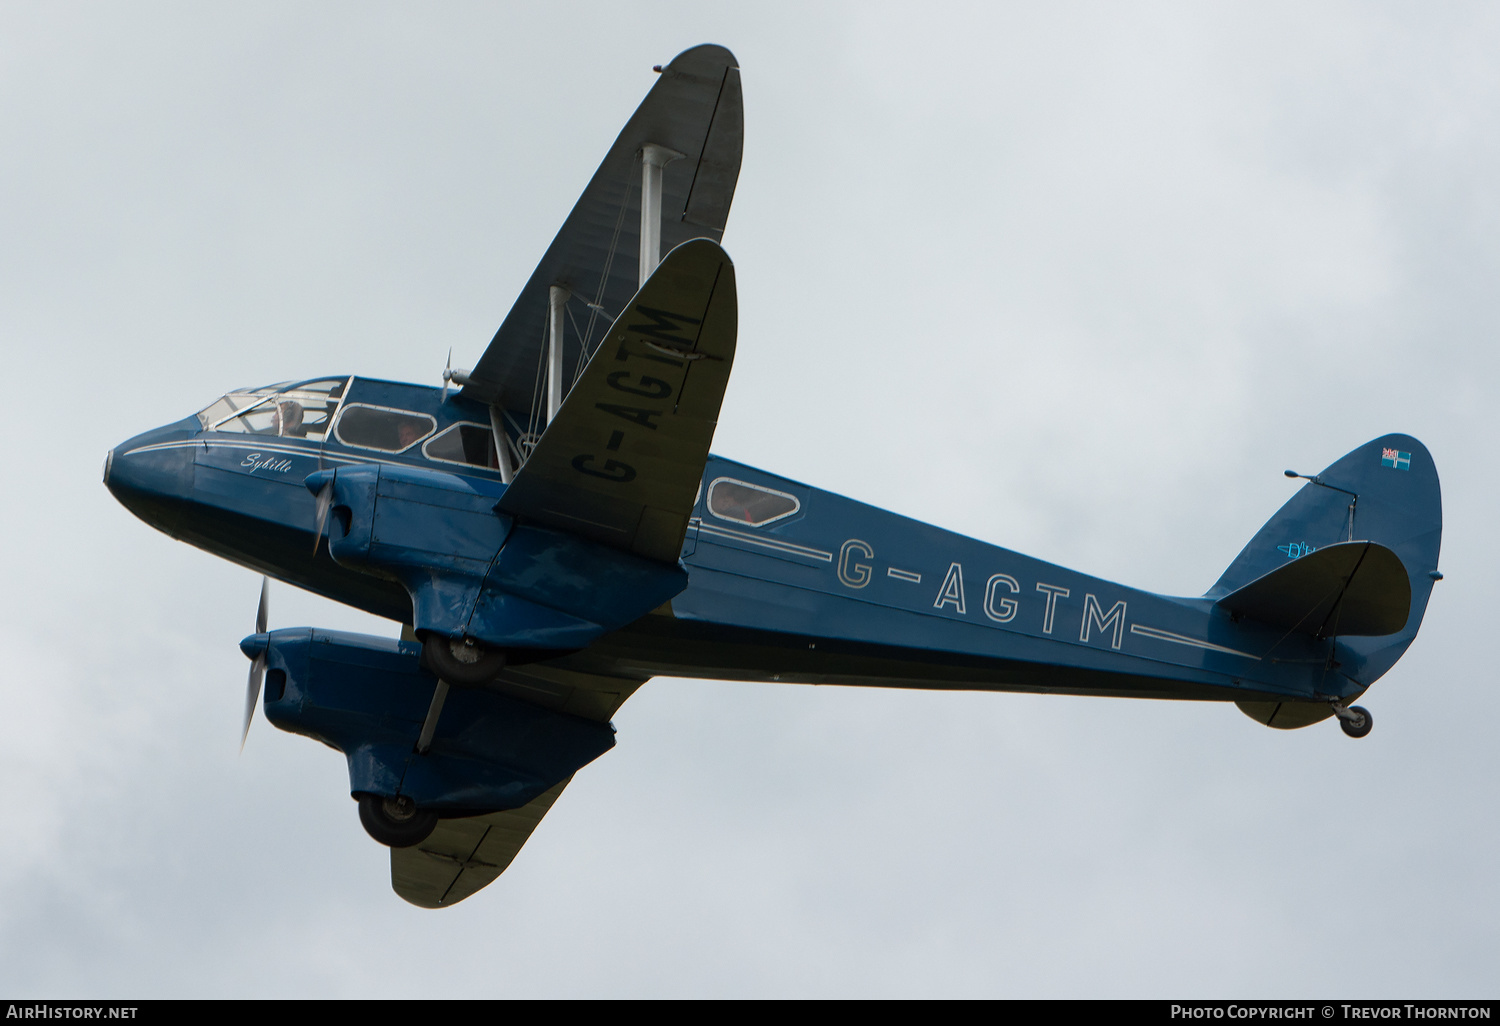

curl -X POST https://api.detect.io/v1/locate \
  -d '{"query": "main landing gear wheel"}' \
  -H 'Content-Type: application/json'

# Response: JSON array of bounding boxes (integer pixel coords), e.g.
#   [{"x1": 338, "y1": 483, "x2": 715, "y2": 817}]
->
[
  {"x1": 357, "y1": 794, "x2": 438, "y2": 848},
  {"x1": 421, "y1": 633, "x2": 506, "y2": 686},
  {"x1": 1339, "y1": 705, "x2": 1373, "y2": 739}
]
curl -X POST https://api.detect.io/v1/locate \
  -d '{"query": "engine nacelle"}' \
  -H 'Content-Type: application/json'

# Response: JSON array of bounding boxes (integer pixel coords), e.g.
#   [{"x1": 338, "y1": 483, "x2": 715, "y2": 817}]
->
[{"x1": 259, "y1": 626, "x2": 616, "y2": 814}]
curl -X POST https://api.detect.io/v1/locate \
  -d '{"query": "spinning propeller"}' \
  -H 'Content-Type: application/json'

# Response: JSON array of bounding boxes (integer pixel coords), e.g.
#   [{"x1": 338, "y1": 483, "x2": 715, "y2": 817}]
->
[
  {"x1": 440, "y1": 348, "x2": 471, "y2": 401},
  {"x1": 312, "y1": 477, "x2": 333, "y2": 555},
  {"x1": 239, "y1": 577, "x2": 270, "y2": 750}
]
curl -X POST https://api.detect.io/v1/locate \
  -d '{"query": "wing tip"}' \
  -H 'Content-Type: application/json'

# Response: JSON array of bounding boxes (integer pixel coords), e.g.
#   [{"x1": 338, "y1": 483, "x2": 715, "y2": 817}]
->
[{"x1": 667, "y1": 43, "x2": 739, "y2": 71}]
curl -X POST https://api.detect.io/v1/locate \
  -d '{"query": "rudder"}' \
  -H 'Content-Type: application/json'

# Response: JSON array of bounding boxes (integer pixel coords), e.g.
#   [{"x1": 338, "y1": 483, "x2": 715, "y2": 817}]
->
[{"x1": 1213, "y1": 434, "x2": 1441, "y2": 689}]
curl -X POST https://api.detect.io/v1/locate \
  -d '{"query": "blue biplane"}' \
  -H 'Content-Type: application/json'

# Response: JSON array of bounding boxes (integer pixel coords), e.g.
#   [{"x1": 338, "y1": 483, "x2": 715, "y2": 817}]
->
[{"x1": 104, "y1": 45, "x2": 1442, "y2": 908}]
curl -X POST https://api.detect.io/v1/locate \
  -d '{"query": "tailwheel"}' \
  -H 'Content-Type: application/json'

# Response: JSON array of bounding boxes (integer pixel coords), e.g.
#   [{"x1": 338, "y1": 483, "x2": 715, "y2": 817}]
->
[
  {"x1": 1338, "y1": 705, "x2": 1373, "y2": 739},
  {"x1": 357, "y1": 793, "x2": 438, "y2": 848},
  {"x1": 421, "y1": 632, "x2": 506, "y2": 686}
]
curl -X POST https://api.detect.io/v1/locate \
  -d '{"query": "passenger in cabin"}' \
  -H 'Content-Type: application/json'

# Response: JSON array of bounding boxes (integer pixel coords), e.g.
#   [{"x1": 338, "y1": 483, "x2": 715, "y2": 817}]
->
[{"x1": 396, "y1": 420, "x2": 425, "y2": 450}]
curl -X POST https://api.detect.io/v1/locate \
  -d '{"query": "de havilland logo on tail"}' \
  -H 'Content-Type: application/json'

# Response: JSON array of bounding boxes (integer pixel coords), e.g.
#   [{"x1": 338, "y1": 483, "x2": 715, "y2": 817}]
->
[{"x1": 102, "y1": 45, "x2": 1442, "y2": 908}]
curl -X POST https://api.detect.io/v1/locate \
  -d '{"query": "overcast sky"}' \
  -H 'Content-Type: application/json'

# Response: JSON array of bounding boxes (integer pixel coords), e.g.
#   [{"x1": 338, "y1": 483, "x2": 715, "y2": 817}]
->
[{"x1": 2, "y1": 2, "x2": 1497, "y2": 998}]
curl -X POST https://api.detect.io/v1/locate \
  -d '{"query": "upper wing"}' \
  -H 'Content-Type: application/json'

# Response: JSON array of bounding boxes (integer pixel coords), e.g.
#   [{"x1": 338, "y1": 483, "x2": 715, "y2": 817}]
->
[
  {"x1": 496, "y1": 238, "x2": 736, "y2": 562},
  {"x1": 461, "y1": 43, "x2": 742, "y2": 416},
  {"x1": 391, "y1": 661, "x2": 647, "y2": 908}
]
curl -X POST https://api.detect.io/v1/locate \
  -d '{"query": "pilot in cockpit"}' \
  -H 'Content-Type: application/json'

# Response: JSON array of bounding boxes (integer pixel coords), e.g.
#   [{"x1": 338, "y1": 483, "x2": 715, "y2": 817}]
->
[{"x1": 273, "y1": 400, "x2": 306, "y2": 438}]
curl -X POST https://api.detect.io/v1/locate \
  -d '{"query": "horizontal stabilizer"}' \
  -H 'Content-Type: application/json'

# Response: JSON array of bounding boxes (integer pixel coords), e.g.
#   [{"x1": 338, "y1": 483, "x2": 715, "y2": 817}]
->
[
  {"x1": 497, "y1": 238, "x2": 736, "y2": 562},
  {"x1": 1216, "y1": 541, "x2": 1410, "y2": 637}
]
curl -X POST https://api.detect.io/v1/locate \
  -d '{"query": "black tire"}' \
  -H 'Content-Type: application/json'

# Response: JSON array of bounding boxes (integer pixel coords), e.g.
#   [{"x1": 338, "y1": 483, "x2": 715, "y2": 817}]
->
[
  {"x1": 1340, "y1": 705, "x2": 1373, "y2": 739},
  {"x1": 357, "y1": 793, "x2": 438, "y2": 848},
  {"x1": 422, "y1": 633, "x2": 506, "y2": 686}
]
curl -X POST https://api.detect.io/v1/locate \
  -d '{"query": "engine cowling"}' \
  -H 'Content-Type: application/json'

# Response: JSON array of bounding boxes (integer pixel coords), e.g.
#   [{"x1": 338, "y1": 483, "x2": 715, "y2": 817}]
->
[{"x1": 305, "y1": 465, "x2": 687, "y2": 652}]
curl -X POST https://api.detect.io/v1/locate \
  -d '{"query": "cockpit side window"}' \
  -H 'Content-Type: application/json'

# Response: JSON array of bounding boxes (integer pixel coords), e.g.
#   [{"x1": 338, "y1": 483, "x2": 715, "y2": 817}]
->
[
  {"x1": 423, "y1": 423, "x2": 498, "y2": 469},
  {"x1": 334, "y1": 404, "x2": 436, "y2": 453},
  {"x1": 198, "y1": 378, "x2": 348, "y2": 441}
]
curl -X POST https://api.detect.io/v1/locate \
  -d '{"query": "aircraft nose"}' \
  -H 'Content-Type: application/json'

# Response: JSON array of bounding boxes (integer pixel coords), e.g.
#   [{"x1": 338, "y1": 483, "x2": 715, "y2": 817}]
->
[{"x1": 104, "y1": 417, "x2": 200, "y2": 519}]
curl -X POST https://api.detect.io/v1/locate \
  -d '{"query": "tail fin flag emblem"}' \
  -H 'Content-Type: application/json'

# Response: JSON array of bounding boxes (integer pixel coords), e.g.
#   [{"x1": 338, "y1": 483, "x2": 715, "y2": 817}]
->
[{"x1": 1381, "y1": 448, "x2": 1411, "y2": 470}]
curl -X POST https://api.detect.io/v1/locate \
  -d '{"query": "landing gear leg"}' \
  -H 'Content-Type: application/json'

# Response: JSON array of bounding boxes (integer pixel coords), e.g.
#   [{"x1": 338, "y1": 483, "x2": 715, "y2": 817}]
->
[
  {"x1": 1331, "y1": 702, "x2": 1373, "y2": 739},
  {"x1": 415, "y1": 679, "x2": 449, "y2": 755},
  {"x1": 357, "y1": 793, "x2": 438, "y2": 848}
]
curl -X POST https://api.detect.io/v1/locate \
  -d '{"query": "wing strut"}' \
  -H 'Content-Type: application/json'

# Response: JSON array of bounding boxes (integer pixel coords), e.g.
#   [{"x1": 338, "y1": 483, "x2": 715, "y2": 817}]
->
[
  {"x1": 540, "y1": 143, "x2": 686, "y2": 432},
  {"x1": 498, "y1": 238, "x2": 736, "y2": 561},
  {"x1": 461, "y1": 44, "x2": 742, "y2": 415},
  {"x1": 488, "y1": 406, "x2": 516, "y2": 484},
  {"x1": 546, "y1": 285, "x2": 568, "y2": 424},
  {"x1": 640, "y1": 143, "x2": 684, "y2": 285}
]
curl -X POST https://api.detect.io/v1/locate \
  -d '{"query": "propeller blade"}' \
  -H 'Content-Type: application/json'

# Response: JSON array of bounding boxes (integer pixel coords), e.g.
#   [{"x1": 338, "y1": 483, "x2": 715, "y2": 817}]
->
[
  {"x1": 312, "y1": 481, "x2": 333, "y2": 554},
  {"x1": 241, "y1": 651, "x2": 265, "y2": 751},
  {"x1": 241, "y1": 578, "x2": 270, "y2": 750},
  {"x1": 442, "y1": 347, "x2": 453, "y2": 401},
  {"x1": 255, "y1": 576, "x2": 269, "y2": 635}
]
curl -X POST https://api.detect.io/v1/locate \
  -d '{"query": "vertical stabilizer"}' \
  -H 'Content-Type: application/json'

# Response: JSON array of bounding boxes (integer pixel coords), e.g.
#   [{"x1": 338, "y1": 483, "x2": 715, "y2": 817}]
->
[{"x1": 1213, "y1": 434, "x2": 1441, "y2": 688}]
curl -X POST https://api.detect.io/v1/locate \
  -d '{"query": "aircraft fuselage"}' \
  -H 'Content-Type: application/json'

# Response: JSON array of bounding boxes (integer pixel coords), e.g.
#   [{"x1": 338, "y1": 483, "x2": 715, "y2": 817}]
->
[{"x1": 106, "y1": 374, "x2": 1357, "y2": 710}]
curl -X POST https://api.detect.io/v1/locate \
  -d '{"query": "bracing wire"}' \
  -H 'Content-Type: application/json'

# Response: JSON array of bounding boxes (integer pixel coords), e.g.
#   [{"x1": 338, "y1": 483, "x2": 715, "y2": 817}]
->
[{"x1": 570, "y1": 167, "x2": 637, "y2": 390}]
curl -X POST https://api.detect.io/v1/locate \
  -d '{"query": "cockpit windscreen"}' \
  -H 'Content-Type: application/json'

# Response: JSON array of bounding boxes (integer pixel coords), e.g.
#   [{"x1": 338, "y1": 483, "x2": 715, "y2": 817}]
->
[{"x1": 196, "y1": 378, "x2": 349, "y2": 441}]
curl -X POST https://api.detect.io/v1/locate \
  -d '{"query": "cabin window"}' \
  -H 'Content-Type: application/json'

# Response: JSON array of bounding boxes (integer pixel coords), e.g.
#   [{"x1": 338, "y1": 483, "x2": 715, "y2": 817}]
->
[
  {"x1": 334, "y1": 404, "x2": 436, "y2": 452},
  {"x1": 199, "y1": 378, "x2": 347, "y2": 441},
  {"x1": 423, "y1": 423, "x2": 498, "y2": 469},
  {"x1": 706, "y1": 477, "x2": 801, "y2": 526}
]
